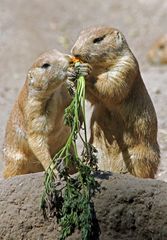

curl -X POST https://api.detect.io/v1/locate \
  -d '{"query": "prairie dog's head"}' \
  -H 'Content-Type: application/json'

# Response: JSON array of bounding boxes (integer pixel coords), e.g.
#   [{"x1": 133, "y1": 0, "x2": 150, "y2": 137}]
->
[
  {"x1": 147, "y1": 34, "x2": 167, "y2": 65},
  {"x1": 71, "y1": 26, "x2": 130, "y2": 67},
  {"x1": 27, "y1": 49, "x2": 70, "y2": 93}
]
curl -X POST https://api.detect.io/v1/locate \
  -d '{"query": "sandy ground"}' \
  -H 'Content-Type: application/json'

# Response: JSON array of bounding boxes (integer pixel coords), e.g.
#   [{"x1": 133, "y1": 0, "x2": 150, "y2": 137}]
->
[{"x1": 0, "y1": 0, "x2": 167, "y2": 180}]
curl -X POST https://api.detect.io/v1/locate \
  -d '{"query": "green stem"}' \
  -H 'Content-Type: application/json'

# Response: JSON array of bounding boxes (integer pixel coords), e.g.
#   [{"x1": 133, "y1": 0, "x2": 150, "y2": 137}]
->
[{"x1": 41, "y1": 63, "x2": 98, "y2": 240}]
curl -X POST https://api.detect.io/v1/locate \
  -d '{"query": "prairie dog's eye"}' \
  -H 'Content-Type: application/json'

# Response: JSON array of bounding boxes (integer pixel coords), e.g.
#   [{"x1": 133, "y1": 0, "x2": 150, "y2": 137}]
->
[
  {"x1": 93, "y1": 35, "x2": 106, "y2": 44},
  {"x1": 41, "y1": 63, "x2": 51, "y2": 69}
]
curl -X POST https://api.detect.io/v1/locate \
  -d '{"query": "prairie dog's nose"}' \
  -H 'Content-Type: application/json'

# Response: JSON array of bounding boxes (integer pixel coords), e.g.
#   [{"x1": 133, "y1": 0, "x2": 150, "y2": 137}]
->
[
  {"x1": 74, "y1": 54, "x2": 81, "y2": 59},
  {"x1": 71, "y1": 45, "x2": 82, "y2": 60}
]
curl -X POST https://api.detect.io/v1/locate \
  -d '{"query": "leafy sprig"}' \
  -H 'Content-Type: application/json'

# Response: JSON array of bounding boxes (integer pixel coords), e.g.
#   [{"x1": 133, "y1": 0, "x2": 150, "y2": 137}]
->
[{"x1": 41, "y1": 62, "x2": 99, "y2": 240}]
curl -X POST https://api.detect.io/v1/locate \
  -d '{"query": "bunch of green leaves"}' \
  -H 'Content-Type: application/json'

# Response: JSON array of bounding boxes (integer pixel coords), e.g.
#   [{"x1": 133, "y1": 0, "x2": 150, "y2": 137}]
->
[{"x1": 41, "y1": 62, "x2": 100, "y2": 240}]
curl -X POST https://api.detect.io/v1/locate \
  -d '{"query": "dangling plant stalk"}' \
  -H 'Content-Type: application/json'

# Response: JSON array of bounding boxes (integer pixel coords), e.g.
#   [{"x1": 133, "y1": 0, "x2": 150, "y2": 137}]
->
[{"x1": 41, "y1": 60, "x2": 99, "y2": 240}]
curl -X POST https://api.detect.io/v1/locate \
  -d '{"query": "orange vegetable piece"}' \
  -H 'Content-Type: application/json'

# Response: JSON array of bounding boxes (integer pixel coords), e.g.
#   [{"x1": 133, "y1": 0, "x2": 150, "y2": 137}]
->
[{"x1": 70, "y1": 57, "x2": 81, "y2": 63}]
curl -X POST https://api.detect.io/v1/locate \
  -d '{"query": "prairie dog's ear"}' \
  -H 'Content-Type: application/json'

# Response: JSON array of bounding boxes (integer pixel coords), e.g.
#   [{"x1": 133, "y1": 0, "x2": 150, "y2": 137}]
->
[{"x1": 115, "y1": 31, "x2": 123, "y2": 46}]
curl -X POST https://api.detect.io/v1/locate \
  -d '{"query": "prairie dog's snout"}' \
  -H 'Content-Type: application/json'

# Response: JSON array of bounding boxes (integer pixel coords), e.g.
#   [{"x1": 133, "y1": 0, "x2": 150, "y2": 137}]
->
[{"x1": 57, "y1": 53, "x2": 71, "y2": 69}]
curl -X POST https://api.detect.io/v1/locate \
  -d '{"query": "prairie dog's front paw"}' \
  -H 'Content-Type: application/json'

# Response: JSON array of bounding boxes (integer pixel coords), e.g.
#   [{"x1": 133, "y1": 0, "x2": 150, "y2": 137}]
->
[
  {"x1": 76, "y1": 63, "x2": 92, "y2": 77},
  {"x1": 67, "y1": 67, "x2": 78, "y2": 82},
  {"x1": 67, "y1": 63, "x2": 92, "y2": 82}
]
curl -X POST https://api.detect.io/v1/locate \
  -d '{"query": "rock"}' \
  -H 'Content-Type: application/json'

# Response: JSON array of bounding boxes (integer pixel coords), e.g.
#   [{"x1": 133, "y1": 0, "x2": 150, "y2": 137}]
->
[{"x1": 0, "y1": 172, "x2": 167, "y2": 240}]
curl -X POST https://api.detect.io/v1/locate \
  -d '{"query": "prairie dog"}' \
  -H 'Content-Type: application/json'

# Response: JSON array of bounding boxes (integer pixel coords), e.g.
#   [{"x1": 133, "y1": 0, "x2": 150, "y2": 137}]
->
[
  {"x1": 147, "y1": 34, "x2": 167, "y2": 64},
  {"x1": 71, "y1": 26, "x2": 160, "y2": 178},
  {"x1": 3, "y1": 49, "x2": 72, "y2": 178}
]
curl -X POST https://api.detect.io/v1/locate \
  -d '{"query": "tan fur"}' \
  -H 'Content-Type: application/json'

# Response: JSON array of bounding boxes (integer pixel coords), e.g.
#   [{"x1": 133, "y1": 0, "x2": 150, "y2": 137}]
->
[
  {"x1": 72, "y1": 26, "x2": 160, "y2": 178},
  {"x1": 147, "y1": 34, "x2": 167, "y2": 64},
  {"x1": 3, "y1": 49, "x2": 72, "y2": 178}
]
